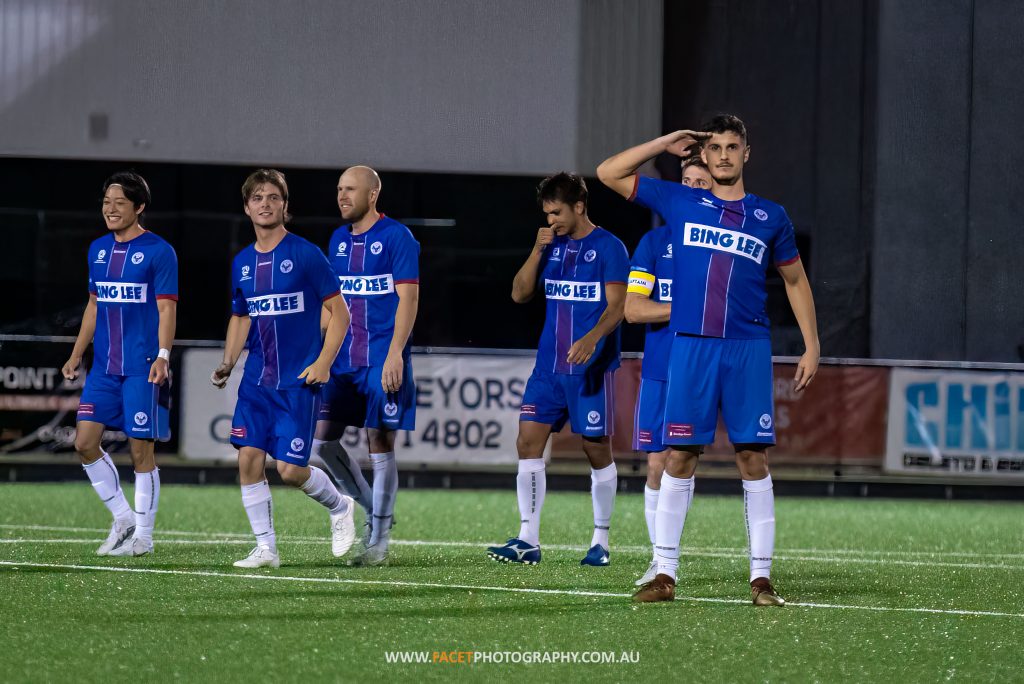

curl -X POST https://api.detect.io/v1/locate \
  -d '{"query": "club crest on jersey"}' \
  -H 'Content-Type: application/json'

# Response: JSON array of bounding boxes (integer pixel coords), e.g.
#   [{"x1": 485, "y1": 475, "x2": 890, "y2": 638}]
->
[
  {"x1": 384, "y1": 402, "x2": 398, "y2": 417},
  {"x1": 684, "y1": 223, "x2": 767, "y2": 264},
  {"x1": 754, "y1": 209, "x2": 768, "y2": 221},
  {"x1": 280, "y1": 259, "x2": 294, "y2": 273},
  {"x1": 134, "y1": 411, "x2": 148, "y2": 426},
  {"x1": 584, "y1": 249, "x2": 597, "y2": 263},
  {"x1": 290, "y1": 437, "x2": 304, "y2": 452},
  {"x1": 240, "y1": 265, "x2": 251, "y2": 281},
  {"x1": 544, "y1": 279, "x2": 601, "y2": 302},
  {"x1": 131, "y1": 252, "x2": 144, "y2": 265},
  {"x1": 95, "y1": 249, "x2": 107, "y2": 263},
  {"x1": 370, "y1": 241, "x2": 383, "y2": 255},
  {"x1": 587, "y1": 410, "x2": 601, "y2": 425},
  {"x1": 246, "y1": 292, "x2": 305, "y2": 316},
  {"x1": 337, "y1": 242, "x2": 347, "y2": 255}
]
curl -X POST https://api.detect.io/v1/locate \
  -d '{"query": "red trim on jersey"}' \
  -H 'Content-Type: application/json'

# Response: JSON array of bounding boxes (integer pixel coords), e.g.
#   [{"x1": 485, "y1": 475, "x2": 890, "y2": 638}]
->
[
  {"x1": 231, "y1": 312, "x2": 248, "y2": 317},
  {"x1": 156, "y1": 294, "x2": 178, "y2": 301},
  {"x1": 775, "y1": 255, "x2": 801, "y2": 267},
  {"x1": 394, "y1": 278, "x2": 419, "y2": 285},
  {"x1": 322, "y1": 291, "x2": 341, "y2": 303},
  {"x1": 627, "y1": 175, "x2": 640, "y2": 202}
]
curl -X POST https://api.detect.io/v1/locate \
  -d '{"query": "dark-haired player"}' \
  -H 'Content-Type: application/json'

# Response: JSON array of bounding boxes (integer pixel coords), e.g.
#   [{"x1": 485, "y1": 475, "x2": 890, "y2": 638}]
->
[
  {"x1": 599, "y1": 116, "x2": 819, "y2": 605},
  {"x1": 486, "y1": 172, "x2": 629, "y2": 567},
  {"x1": 62, "y1": 171, "x2": 178, "y2": 557}
]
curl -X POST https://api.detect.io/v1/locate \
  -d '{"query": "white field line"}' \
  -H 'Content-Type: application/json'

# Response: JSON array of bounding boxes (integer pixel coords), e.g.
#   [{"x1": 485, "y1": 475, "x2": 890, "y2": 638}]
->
[
  {"x1": 1, "y1": 559, "x2": 1022, "y2": 620},
  {"x1": 1, "y1": 532, "x2": 1023, "y2": 571},
  {"x1": 3, "y1": 523, "x2": 1022, "y2": 560}
]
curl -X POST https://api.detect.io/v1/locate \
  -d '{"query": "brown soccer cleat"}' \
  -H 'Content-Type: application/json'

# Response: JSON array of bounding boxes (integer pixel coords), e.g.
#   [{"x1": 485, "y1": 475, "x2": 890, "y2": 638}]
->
[
  {"x1": 632, "y1": 573, "x2": 676, "y2": 602},
  {"x1": 751, "y1": 577, "x2": 785, "y2": 606}
]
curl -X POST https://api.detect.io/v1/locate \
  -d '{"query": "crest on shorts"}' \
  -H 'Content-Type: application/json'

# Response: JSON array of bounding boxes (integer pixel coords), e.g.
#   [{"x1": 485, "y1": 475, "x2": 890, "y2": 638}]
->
[
  {"x1": 290, "y1": 437, "x2": 305, "y2": 452},
  {"x1": 587, "y1": 410, "x2": 601, "y2": 425},
  {"x1": 134, "y1": 411, "x2": 148, "y2": 426},
  {"x1": 384, "y1": 402, "x2": 398, "y2": 417},
  {"x1": 759, "y1": 414, "x2": 773, "y2": 429}
]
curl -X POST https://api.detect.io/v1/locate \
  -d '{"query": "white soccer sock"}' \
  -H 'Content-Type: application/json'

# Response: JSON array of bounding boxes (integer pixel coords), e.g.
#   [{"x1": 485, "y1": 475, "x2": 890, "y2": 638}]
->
[
  {"x1": 83, "y1": 451, "x2": 133, "y2": 521},
  {"x1": 516, "y1": 458, "x2": 546, "y2": 546},
  {"x1": 133, "y1": 468, "x2": 160, "y2": 541},
  {"x1": 644, "y1": 484, "x2": 660, "y2": 551},
  {"x1": 313, "y1": 438, "x2": 373, "y2": 514},
  {"x1": 369, "y1": 452, "x2": 398, "y2": 545},
  {"x1": 590, "y1": 463, "x2": 617, "y2": 549},
  {"x1": 300, "y1": 465, "x2": 349, "y2": 516},
  {"x1": 240, "y1": 480, "x2": 276, "y2": 552},
  {"x1": 743, "y1": 474, "x2": 776, "y2": 582},
  {"x1": 654, "y1": 473, "x2": 695, "y2": 581}
]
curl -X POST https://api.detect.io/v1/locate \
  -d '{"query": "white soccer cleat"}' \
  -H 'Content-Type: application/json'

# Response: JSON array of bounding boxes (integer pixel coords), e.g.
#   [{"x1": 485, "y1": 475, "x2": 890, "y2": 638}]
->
[
  {"x1": 233, "y1": 545, "x2": 280, "y2": 569},
  {"x1": 635, "y1": 559, "x2": 659, "y2": 586},
  {"x1": 96, "y1": 518, "x2": 135, "y2": 556},
  {"x1": 330, "y1": 496, "x2": 357, "y2": 558},
  {"x1": 108, "y1": 536, "x2": 154, "y2": 557}
]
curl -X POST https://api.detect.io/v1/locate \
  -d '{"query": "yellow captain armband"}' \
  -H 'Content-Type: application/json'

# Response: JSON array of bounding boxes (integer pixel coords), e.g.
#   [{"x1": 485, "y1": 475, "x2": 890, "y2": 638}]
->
[{"x1": 627, "y1": 270, "x2": 655, "y2": 296}]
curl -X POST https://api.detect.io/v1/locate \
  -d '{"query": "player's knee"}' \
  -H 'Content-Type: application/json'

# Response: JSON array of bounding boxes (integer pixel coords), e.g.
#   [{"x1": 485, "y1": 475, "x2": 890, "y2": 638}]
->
[
  {"x1": 735, "y1": 447, "x2": 769, "y2": 478},
  {"x1": 74, "y1": 436, "x2": 99, "y2": 461},
  {"x1": 646, "y1": 457, "x2": 666, "y2": 487},
  {"x1": 516, "y1": 433, "x2": 544, "y2": 458},
  {"x1": 665, "y1": 447, "x2": 699, "y2": 478},
  {"x1": 275, "y1": 461, "x2": 306, "y2": 487}
]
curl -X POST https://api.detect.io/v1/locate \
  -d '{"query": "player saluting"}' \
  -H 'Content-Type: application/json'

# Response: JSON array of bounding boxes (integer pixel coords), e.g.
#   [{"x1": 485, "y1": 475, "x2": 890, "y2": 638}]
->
[
  {"x1": 211, "y1": 169, "x2": 356, "y2": 569},
  {"x1": 626, "y1": 157, "x2": 712, "y2": 586},
  {"x1": 599, "y1": 116, "x2": 819, "y2": 605},
  {"x1": 315, "y1": 165, "x2": 420, "y2": 567},
  {"x1": 62, "y1": 172, "x2": 178, "y2": 557},
  {"x1": 487, "y1": 173, "x2": 629, "y2": 566}
]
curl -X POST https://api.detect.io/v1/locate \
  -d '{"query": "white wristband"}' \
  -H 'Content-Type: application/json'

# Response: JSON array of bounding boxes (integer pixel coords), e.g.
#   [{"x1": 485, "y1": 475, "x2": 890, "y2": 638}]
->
[{"x1": 157, "y1": 348, "x2": 171, "y2": 361}]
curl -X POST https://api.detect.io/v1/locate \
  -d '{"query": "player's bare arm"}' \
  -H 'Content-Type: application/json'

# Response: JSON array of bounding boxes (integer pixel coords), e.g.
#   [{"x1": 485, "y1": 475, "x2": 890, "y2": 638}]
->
[
  {"x1": 378, "y1": 282, "x2": 418, "y2": 394},
  {"x1": 777, "y1": 258, "x2": 820, "y2": 392},
  {"x1": 624, "y1": 292, "x2": 671, "y2": 325},
  {"x1": 148, "y1": 298, "x2": 177, "y2": 385},
  {"x1": 300, "y1": 293, "x2": 350, "y2": 385},
  {"x1": 566, "y1": 283, "x2": 626, "y2": 366},
  {"x1": 596, "y1": 130, "x2": 710, "y2": 199},
  {"x1": 62, "y1": 294, "x2": 98, "y2": 381},
  {"x1": 511, "y1": 227, "x2": 553, "y2": 303},
  {"x1": 211, "y1": 314, "x2": 251, "y2": 388}
]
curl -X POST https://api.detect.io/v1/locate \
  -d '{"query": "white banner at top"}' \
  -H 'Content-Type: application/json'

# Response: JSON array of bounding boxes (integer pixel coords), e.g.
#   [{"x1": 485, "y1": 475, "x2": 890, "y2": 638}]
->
[{"x1": 885, "y1": 368, "x2": 1024, "y2": 478}]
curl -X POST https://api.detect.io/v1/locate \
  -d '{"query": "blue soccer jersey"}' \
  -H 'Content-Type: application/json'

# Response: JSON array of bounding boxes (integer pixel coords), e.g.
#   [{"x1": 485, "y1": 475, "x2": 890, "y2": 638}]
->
[
  {"x1": 327, "y1": 215, "x2": 420, "y2": 372},
  {"x1": 534, "y1": 227, "x2": 630, "y2": 376},
  {"x1": 631, "y1": 176, "x2": 799, "y2": 339},
  {"x1": 627, "y1": 225, "x2": 674, "y2": 381},
  {"x1": 230, "y1": 232, "x2": 341, "y2": 390},
  {"x1": 87, "y1": 230, "x2": 178, "y2": 376}
]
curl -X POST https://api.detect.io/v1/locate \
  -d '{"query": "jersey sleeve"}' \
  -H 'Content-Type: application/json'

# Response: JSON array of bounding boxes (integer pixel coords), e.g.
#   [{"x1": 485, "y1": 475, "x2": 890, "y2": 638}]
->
[
  {"x1": 153, "y1": 243, "x2": 179, "y2": 300},
  {"x1": 630, "y1": 175, "x2": 696, "y2": 218},
  {"x1": 308, "y1": 245, "x2": 342, "y2": 302},
  {"x1": 627, "y1": 231, "x2": 657, "y2": 296},
  {"x1": 603, "y1": 237, "x2": 630, "y2": 285},
  {"x1": 87, "y1": 244, "x2": 97, "y2": 295},
  {"x1": 772, "y1": 209, "x2": 800, "y2": 267},
  {"x1": 229, "y1": 258, "x2": 248, "y2": 316},
  {"x1": 391, "y1": 227, "x2": 420, "y2": 284}
]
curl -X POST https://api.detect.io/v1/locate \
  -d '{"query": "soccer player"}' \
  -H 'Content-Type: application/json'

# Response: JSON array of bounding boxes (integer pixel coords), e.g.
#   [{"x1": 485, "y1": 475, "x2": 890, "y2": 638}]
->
[
  {"x1": 598, "y1": 116, "x2": 819, "y2": 605},
  {"x1": 487, "y1": 172, "x2": 629, "y2": 566},
  {"x1": 314, "y1": 165, "x2": 420, "y2": 567},
  {"x1": 61, "y1": 171, "x2": 177, "y2": 557},
  {"x1": 210, "y1": 169, "x2": 356, "y2": 569},
  {"x1": 627, "y1": 155, "x2": 712, "y2": 586}
]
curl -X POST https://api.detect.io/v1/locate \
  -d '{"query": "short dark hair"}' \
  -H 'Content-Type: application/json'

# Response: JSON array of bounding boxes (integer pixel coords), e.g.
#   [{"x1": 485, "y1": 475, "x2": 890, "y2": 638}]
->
[
  {"x1": 681, "y1": 155, "x2": 709, "y2": 171},
  {"x1": 537, "y1": 172, "x2": 588, "y2": 209},
  {"x1": 241, "y1": 168, "x2": 289, "y2": 203},
  {"x1": 700, "y1": 114, "x2": 749, "y2": 145},
  {"x1": 102, "y1": 171, "x2": 151, "y2": 211}
]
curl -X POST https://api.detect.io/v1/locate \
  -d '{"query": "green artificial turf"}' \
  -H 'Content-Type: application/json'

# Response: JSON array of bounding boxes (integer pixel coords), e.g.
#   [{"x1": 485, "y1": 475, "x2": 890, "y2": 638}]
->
[{"x1": 0, "y1": 483, "x2": 1021, "y2": 682}]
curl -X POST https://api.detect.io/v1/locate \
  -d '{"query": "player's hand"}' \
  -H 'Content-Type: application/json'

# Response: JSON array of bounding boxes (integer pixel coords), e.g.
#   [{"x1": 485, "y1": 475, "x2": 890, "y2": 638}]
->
[
  {"x1": 61, "y1": 355, "x2": 82, "y2": 381},
  {"x1": 149, "y1": 357, "x2": 169, "y2": 385},
  {"x1": 382, "y1": 352, "x2": 404, "y2": 393},
  {"x1": 793, "y1": 349, "x2": 819, "y2": 392},
  {"x1": 210, "y1": 362, "x2": 233, "y2": 389},
  {"x1": 566, "y1": 334, "x2": 597, "y2": 366},
  {"x1": 663, "y1": 130, "x2": 710, "y2": 157},
  {"x1": 534, "y1": 227, "x2": 554, "y2": 253},
  {"x1": 299, "y1": 361, "x2": 331, "y2": 386}
]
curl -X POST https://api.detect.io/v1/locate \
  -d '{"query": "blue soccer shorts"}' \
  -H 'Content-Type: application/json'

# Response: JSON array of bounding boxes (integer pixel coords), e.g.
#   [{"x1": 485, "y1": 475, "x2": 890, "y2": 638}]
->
[
  {"x1": 230, "y1": 380, "x2": 321, "y2": 466},
  {"x1": 662, "y1": 334, "x2": 776, "y2": 447},
  {"x1": 318, "y1": 361, "x2": 416, "y2": 432},
  {"x1": 77, "y1": 371, "x2": 170, "y2": 441},
  {"x1": 633, "y1": 377, "x2": 668, "y2": 452},
  {"x1": 519, "y1": 367, "x2": 615, "y2": 437}
]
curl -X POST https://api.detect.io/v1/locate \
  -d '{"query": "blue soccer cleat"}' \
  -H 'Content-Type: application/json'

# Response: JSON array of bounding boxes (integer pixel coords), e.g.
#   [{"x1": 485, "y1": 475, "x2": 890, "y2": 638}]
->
[
  {"x1": 580, "y1": 544, "x2": 610, "y2": 566},
  {"x1": 487, "y1": 538, "x2": 541, "y2": 565}
]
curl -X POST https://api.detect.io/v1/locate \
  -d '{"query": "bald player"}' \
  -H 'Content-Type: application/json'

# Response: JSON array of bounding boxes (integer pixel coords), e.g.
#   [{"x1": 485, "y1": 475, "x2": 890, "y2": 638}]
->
[{"x1": 315, "y1": 166, "x2": 421, "y2": 566}]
